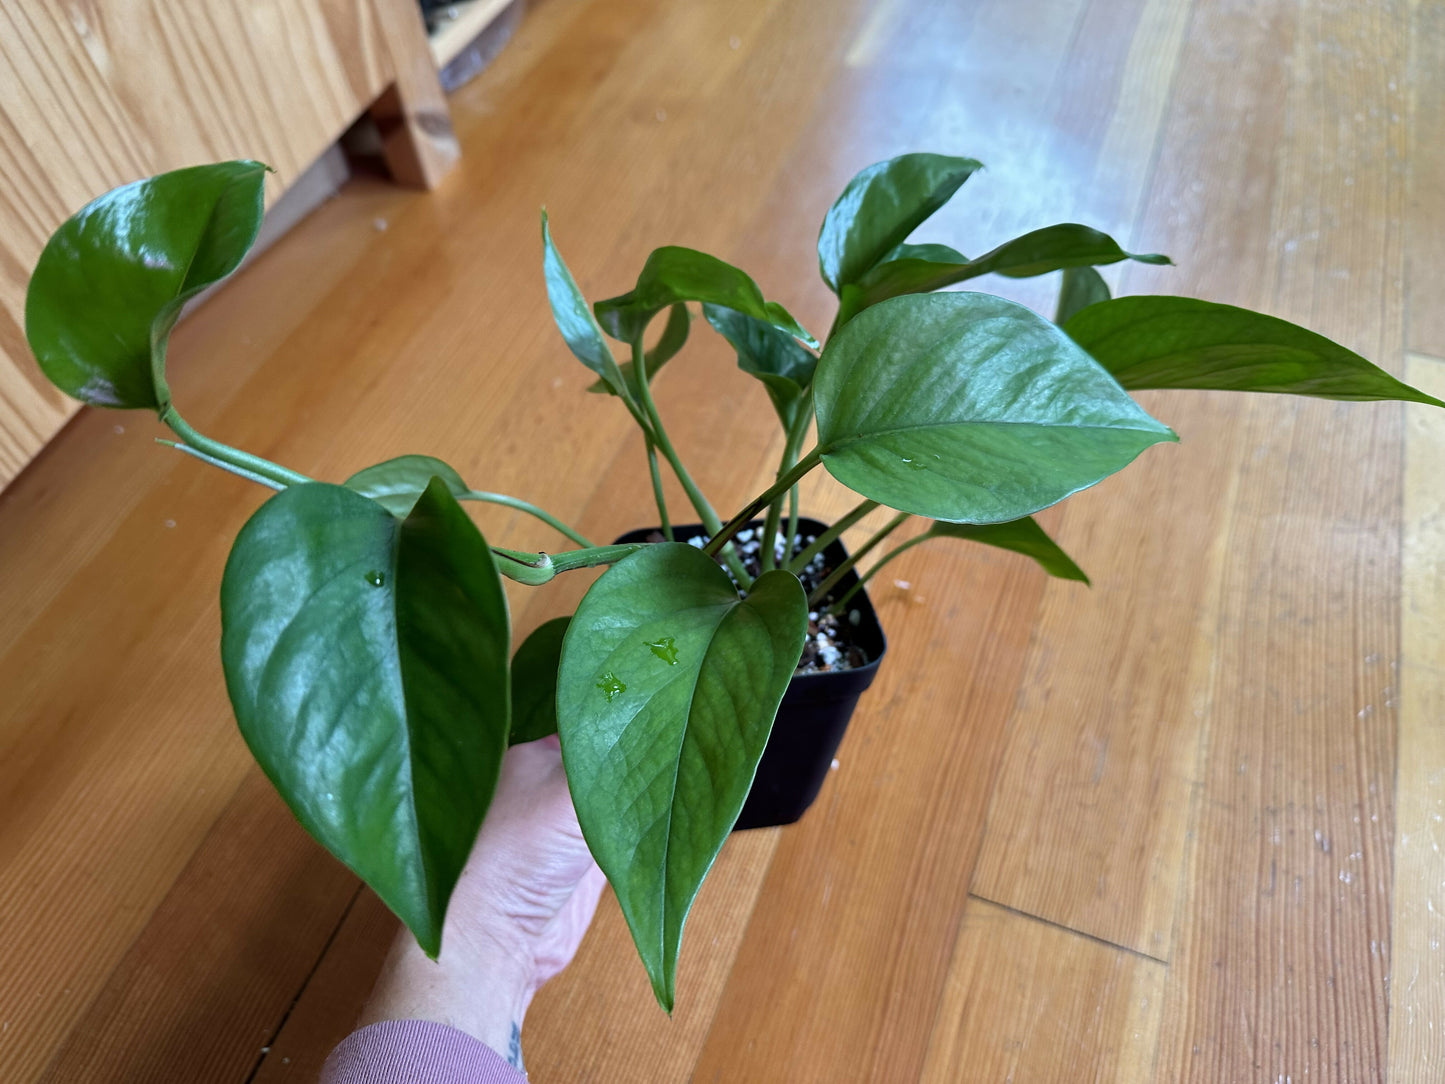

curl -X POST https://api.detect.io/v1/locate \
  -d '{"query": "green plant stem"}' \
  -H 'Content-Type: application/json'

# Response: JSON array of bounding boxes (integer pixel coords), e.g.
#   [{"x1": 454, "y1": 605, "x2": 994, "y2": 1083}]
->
[
  {"x1": 827, "y1": 287, "x2": 864, "y2": 341},
  {"x1": 551, "y1": 542, "x2": 650, "y2": 572},
  {"x1": 492, "y1": 548, "x2": 556, "y2": 585},
  {"x1": 158, "y1": 440, "x2": 284, "y2": 491},
  {"x1": 761, "y1": 389, "x2": 815, "y2": 573},
  {"x1": 785, "y1": 486, "x2": 800, "y2": 565},
  {"x1": 460, "y1": 490, "x2": 594, "y2": 548},
  {"x1": 491, "y1": 541, "x2": 650, "y2": 585},
  {"x1": 619, "y1": 390, "x2": 657, "y2": 443},
  {"x1": 786, "y1": 497, "x2": 877, "y2": 574},
  {"x1": 704, "y1": 449, "x2": 823, "y2": 559},
  {"x1": 644, "y1": 438, "x2": 674, "y2": 541},
  {"x1": 759, "y1": 507, "x2": 779, "y2": 573},
  {"x1": 159, "y1": 405, "x2": 312, "y2": 488},
  {"x1": 630, "y1": 335, "x2": 752, "y2": 588},
  {"x1": 629, "y1": 338, "x2": 716, "y2": 532},
  {"x1": 831, "y1": 533, "x2": 931, "y2": 611},
  {"x1": 807, "y1": 511, "x2": 910, "y2": 608}
]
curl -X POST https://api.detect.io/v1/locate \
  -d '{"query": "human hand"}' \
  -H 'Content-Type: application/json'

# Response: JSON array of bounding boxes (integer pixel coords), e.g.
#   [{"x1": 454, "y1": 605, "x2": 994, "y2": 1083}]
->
[{"x1": 356, "y1": 735, "x2": 607, "y2": 1067}]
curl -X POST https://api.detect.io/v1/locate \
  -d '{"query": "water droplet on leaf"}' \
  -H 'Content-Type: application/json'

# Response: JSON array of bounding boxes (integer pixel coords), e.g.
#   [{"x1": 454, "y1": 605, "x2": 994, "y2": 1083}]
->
[
  {"x1": 646, "y1": 636, "x2": 679, "y2": 665},
  {"x1": 596, "y1": 671, "x2": 626, "y2": 701},
  {"x1": 364, "y1": 570, "x2": 386, "y2": 587}
]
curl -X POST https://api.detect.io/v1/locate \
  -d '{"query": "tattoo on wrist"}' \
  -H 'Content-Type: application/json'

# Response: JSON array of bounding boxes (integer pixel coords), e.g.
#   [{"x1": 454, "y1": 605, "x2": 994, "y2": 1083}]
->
[{"x1": 507, "y1": 1021, "x2": 523, "y2": 1070}]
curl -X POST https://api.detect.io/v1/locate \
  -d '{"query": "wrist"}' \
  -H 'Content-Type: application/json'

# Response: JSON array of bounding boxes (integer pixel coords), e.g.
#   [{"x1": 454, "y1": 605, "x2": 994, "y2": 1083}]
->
[{"x1": 358, "y1": 926, "x2": 534, "y2": 1068}]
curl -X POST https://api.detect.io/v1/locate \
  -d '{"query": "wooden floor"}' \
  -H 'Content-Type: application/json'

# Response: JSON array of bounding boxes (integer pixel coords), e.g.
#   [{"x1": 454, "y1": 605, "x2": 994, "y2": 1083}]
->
[{"x1": 2, "y1": 0, "x2": 1441, "y2": 1079}]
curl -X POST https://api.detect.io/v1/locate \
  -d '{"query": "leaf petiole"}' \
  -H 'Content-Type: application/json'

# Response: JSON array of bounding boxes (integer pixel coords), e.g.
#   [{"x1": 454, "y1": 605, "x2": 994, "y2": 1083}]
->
[
  {"x1": 705, "y1": 449, "x2": 823, "y2": 559},
  {"x1": 630, "y1": 333, "x2": 753, "y2": 588},
  {"x1": 491, "y1": 542, "x2": 651, "y2": 585},
  {"x1": 459, "y1": 490, "x2": 594, "y2": 548},
  {"x1": 761, "y1": 386, "x2": 815, "y2": 572},
  {"x1": 808, "y1": 512, "x2": 911, "y2": 608},
  {"x1": 159, "y1": 404, "x2": 312, "y2": 489},
  {"x1": 644, "y1": 437, "x2": 674, "y2": 541},
  {"x1": 785, "y1": 496, "x2": 877, "y2": 574},
  {"x1": 550, "y1": 543, "x2": 650, "y2": 573},
  {"x1": 157, "y1": 439, "x2": 284, "y2": 491}
]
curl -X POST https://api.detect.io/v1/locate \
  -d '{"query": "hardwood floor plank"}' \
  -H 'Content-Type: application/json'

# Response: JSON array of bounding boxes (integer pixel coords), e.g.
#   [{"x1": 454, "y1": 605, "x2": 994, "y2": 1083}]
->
[
  {"x1": 249, "y1": 889, "x2": 387, "y2": 1084},
  {"x1": 973, "y1": 0, "x2": 1403, "y2": 968},
  {"x1": 1387, "y1": 355, "x2": 1445, "y2": 1081},
  {"x1": 1152, "y1": 2, "x2": 1407, "y2": 1076},
  {"x1": 1405, "y1": 2, "x2": 1445, "y2": 359},
  {"x1": 35, "y1": 773, "x2": 358, "y2": 1084},
  {"x1": 919, "y1": 897, "x2": 1167, "y2": 1082},
  {"x1": 971, "y1": 0, "x2": 1296, "y2": 963}
]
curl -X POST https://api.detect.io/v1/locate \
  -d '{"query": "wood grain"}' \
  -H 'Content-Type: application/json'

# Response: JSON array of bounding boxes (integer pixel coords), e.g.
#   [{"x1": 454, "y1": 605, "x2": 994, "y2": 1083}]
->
[
  {"x1": 1389, "y1": 355, "x2": 1445, "y2": 1080},
  {"x1": 1151, "y1": 4, "x2": 1406, "y2": 1078},
  {"x1": 0, "y1": 0, "x2": 1439, "y2": 1080},
  {"x1": 0, "y1": 0, "x2": 452, "y2": 492},
  {"x1": 370, "y1": 0, "x2": 460, "y2": 188},
  {"x1": 1406, "y1": 2, "x2": 1445, "y2": 359},
  {"x1": 35, "y1": 772, "x2": 358, "y2": 1083},
  {"x1": 968, "y1": 0, "x2": 1298, "y2": 955},
  {"x1": 919, "y1": 898, "x2": 1167, "y2": 1083}
]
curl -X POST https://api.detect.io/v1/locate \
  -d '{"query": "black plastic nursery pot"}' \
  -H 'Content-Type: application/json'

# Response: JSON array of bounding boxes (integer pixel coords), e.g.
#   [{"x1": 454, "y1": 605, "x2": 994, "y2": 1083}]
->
[{"x1": 612, "y1": 518, "x2": 888, "y2": 831}]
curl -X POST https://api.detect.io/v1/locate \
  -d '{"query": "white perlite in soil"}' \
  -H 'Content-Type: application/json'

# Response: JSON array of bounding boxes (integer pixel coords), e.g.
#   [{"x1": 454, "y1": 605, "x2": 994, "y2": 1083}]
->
[{"x1": 668, "y1": 528, "x2": 870, "y2": 675}]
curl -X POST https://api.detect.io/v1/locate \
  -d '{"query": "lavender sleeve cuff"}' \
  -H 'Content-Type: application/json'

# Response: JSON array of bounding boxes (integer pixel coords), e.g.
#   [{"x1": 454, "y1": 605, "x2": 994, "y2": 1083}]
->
[{"x1": 320, "y1": 1019, "x2": 527, "y2": 1084}]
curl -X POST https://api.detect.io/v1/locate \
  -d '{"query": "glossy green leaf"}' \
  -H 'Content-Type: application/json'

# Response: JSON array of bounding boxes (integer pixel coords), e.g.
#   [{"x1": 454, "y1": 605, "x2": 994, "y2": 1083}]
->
[
  {"x1": 703, "y1": 302, "x2": 818, "y2": 428},
  {"x1": 509, "y1": 616, "x2": 571, "y2": 745},
  {"x1": 885, "y1": 242, "x2": 969, "y2": 264},
  {"x1": 593, "y1": 246, "x2": 816, "y2": 348},
  {"x1": 557, "y1": 545, "x2": 807, "y2": 1009},
  {"x1": 850, "y1": 224, "x2": 1168, "y2": 311},
  {"x1": 221, "y1": 479, "x2": 511, "y2": 957},
  {"x1": 1066, "y1": 296, "x2": 1445, "y2": 405},
  {"x1": 588, "y1": 303, "x2": 691, "y2": 395},
  {"x1": 813, "y1": 292, "x2": 1177, "y2": 523},
  {"x1": 542, "y1": 211, "x2": 630, "y2": 397},
  {"x1": 817, "y1": 152, "x2": 983, "y2": 292},
  {"x1": 345, "y1": 454, "x2": 470, "y2": 516},
  {"x1": 927, "y1": 518, "x2": 1089, "y2": 583},
  {"x1": 1055, "y1": 266, "x2": 1110, "y2": 324},
  {"x1": 26, "y1": 160, "x2": 269, "y2": 410}
]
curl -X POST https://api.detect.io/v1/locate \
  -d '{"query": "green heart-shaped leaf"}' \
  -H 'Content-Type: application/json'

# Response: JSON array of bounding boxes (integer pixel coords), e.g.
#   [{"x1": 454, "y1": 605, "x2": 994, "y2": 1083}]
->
[
  {"x1": 703, "y1": 303, "x2": 818, "y2": 428},
  {"x1": 593, "y1": 246, "x2": 816, "y2": 347},
  {"x1": 1066, "y1": 296, "x2": 1445, "y2": 405},
  {"x1": 1055, "y1": 266, "x2": 1110, "y2": 325},
  {"x1": 557, "y1": 544, "x2": 807, "y2": 1009},
  {"x1": 26, "y1": 160, "x2": 269, "y2": 410},
  {"x1": 221, "y1": 479, "x2": 511, "y2": 957},
  {"x1": 510, "y1": 615, "x2": 571, "y2": 745},
  {"x1": 813, "y1": 292, "x2": 1177, "y2": 523},
  {"x1": 345, "y1": 454, "x2": 470, "y2": 516},
  {"x1": 850, "y1": 223, "x2": 1168, "y2": 311},
  {"x1": 542, "y1": 211, "x2": 630, "y2": 397},
  {"x1": 587, "y1": 303, "x2": 691, "y2": 396},
  {"x1": 927, "y1": 517, "x2": 1089, "y2": 583},
  {"x1": 817, "y1": 152, "x2": 983, "y2": 292}
]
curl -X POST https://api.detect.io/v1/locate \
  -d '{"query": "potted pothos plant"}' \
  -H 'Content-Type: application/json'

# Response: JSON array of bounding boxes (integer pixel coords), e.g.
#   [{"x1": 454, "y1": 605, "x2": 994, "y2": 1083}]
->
[{"x1": 24, "y1": 153, "x2": 1441, "y2": 1011}]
